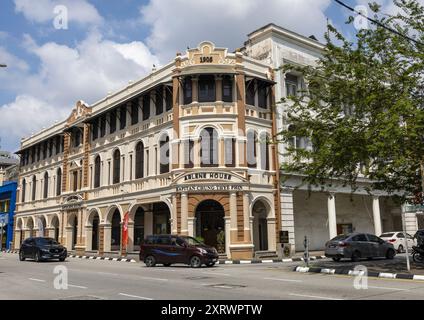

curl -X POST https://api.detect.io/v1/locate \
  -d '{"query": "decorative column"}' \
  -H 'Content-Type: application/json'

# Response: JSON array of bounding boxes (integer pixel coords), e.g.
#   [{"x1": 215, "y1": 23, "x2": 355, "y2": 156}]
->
[
  {"x1": 13, "y1": 229, "x2": 22, "y2": 249},
  {"x1": 243, "y1": 192, "x2": 251, "y2": 243},
  {"x1": 98, "y1": 223, "x2": 105, "y2": 256},
  {"x1": 280, "y1": 188, "x2": 296, "y2": 253},
  {"x1": 192, "y1": 76, "x2": 198, "y2": 103},
  {"x1": 181, "y1": 193, "x2": 188, "y2": 236},
  {"x1": 188, "y1": 217, "x2": 195, "y2": 237},
  {"x1": 127, "y1": 221, "x2": 134, "y2": 252},
  {"x1": 45, "y1": 227, "x2": 55, "y2": 239},
  {"x1": 372, "y1": 196, "x2": 382, "y2": 236},
  {"x1": 85, "y1": 226, "x2": 93, "y2": 251},
  {"x1": 229, "y1": 192, "x2": 238, "y2": 244},
  {"x1": 327, "y1": 193, "x2": 337, "y2": 240},
  {"x1": 145, "y1": 210, "x2": 153, "y2": 236},
  {"x1": 224, "y1": 216, "x2": 231, "y2": 259},
  {"x1": 103, "y1": 224, "x2": 112, "y2": 252},
  {"x1": 235, "y1": 51, "x2": 247, "y2": 168},
  {"x1": 216, "y1": 76, "x2": 223, "y2": 102}
]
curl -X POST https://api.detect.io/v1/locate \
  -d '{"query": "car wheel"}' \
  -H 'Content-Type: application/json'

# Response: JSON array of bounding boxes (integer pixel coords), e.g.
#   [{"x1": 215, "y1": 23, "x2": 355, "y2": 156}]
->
[
  {"x1": 332, "y1": 257, "x2": 341, "y2": 262},
  {"x1": 144, "y1": 255, "x2": 156, "y2": 267},
  {"x1": 190, "y1": 256, "x2": 202, "y2": 268},
  {"x1": 163, "y1": 263, "x2": 172, "y2": 267},
  {"x1": 351, "y1": 251, "x2": 361, "y2": 262},
  {"x1": 413, "y1": 253, "x2": 424, "y2": 263},
  {"x1": 386, "y1": 249, "x2": 395, "y2": 260},
  {"x1": 397, "y1": 245, "x2": 404, "y2": 254},
  {"x1": 34, "y1": 251, "x2": 41, "y2": 263},
  {"x1": 19, "y1": 251, "x2": 25, "y2": 261}
]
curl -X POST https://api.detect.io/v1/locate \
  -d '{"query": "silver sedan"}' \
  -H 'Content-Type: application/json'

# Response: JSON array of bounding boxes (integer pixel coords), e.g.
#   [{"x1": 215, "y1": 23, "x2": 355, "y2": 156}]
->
[{"x1": 325, "y1": 233, "x2": 396, "y2": 262}]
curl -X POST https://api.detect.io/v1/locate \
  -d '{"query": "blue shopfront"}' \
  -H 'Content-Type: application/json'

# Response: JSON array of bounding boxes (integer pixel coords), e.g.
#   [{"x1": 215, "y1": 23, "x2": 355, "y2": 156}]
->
[{"x1": 0, "y1": 181, "x2": 17, "y2": 250}]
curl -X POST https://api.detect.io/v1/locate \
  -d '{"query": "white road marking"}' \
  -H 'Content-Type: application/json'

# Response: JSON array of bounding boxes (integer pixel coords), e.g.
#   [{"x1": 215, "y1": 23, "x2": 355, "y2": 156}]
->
[
  {"x1": 264, "y1": 277, "x2": 303, "y2": 283},
  {"x1": 367, "y1": 286, "x2": 409, "y2": 291},
  {"x1": 97, "y1": 272, "x2": 120, "y2": 276},
  {"x1": 202, "y1": 272, "x2": 232, "y2": 277},
  {"x1": 119, "y1": 293, "x2": 153, "y2": 300},
  {"x1": 289, "y1": 293, "x2": 343, "y2": 300},
  {"x1": 28, "y1": 278, "x2": 46, "y2": 282},
  {"x1": 139, "y1": 276, "x2": 168, "y2": 282},
  {"x1": 68, "y1": 284, "x2": 88, "y2": 289}
]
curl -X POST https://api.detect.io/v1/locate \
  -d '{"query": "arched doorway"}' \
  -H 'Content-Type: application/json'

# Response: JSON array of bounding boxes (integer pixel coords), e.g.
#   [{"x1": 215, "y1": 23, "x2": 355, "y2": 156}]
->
[
  {"x1": 252, "y1": 200, "x2": 270, "y2": 252},
  {"x1": 134, "y1": 207, "x2": 145, "y2": 250},
  {"x1": 86, "y1": 210, "x2": 100, "y2": 251},
  {"x1": 153, "y1": 203, "x2": 170, "y2": 234},
  {"x1": 195, "y1": 200, "x2": 225, "y2": 253},
  {"x1": 111, "y1": 209, "x2": 121, "y2": 251},
  {"x1": 51, "y1": 215, "x2": 60, "y2": 242}
]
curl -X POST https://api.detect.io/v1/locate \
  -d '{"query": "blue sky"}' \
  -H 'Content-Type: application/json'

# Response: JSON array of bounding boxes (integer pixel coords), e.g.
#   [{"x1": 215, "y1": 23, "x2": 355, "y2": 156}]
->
[{"x1": 0, "y1": 0, "x2": 397, "y2": 151}]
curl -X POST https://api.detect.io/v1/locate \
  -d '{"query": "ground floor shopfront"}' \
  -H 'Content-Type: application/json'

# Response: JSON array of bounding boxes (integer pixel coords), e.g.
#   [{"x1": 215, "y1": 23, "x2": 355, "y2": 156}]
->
[
  {"x1": 13, "y1": 186, "x2": 280, "y2": 260},
  {"x1": 280, "y1": 184, "x2": 417, "y2": 252}
]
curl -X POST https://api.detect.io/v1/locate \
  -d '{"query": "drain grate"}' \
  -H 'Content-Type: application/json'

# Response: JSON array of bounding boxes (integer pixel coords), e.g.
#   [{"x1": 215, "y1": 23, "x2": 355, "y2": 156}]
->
[
  {"x1": 208, "y1": 283, "x2": 246, "y2": 289},
  {"x1": 57, "y1": 295, "x2": 105, "y2": 300}
]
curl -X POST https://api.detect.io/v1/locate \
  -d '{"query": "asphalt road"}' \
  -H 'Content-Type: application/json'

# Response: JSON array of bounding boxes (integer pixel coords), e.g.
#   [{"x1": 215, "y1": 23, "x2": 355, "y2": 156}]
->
[{"x1": 1, "y1": 252, "x2": 424, "y2": 300}]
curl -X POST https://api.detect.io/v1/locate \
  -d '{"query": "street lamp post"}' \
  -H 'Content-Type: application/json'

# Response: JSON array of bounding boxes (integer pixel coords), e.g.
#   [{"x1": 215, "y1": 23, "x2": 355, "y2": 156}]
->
[{"x1": 401, "y1": 204, "x2": 411, "y2": 272}]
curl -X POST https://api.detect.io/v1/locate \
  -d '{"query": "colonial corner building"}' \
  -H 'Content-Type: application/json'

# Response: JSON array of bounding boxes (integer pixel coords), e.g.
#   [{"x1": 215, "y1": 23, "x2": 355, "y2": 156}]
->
[
  {"x1": 13, "y1": 39, "x2": 279, "y2": 260},
  {"x1": 13, "y1": 24, "x2": 422, "y2": 259}
]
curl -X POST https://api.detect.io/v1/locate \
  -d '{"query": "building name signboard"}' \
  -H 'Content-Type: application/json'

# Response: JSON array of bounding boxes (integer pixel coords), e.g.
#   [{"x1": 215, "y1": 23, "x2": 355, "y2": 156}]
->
[
  {"x1": 184, "y1": 172, "x2": 233, "y2": 182},
  {"x1": 176, "y1": 185, "x2": 242, "y2": 192},
  {"x1": 62, "y1": 195, "x2": 83, "y2": 210}
]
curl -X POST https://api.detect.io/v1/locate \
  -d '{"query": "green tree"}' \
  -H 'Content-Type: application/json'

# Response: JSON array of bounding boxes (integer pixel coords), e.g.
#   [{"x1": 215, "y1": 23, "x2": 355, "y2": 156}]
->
[{"x1": 279, "y1": 0, "x2": 424, "y2": 202}]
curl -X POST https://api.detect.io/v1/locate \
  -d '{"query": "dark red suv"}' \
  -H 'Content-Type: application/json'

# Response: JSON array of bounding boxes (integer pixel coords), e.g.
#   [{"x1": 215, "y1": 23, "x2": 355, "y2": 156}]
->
[{"x1": 139, "y1": 235, "x2": 219, "y2": 268}]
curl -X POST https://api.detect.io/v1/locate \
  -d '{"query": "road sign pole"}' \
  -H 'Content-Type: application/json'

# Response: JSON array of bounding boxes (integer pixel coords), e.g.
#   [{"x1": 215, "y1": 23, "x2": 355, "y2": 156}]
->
[{"x1": 401, "y1": 204, "x2": 411, "y2": 272}]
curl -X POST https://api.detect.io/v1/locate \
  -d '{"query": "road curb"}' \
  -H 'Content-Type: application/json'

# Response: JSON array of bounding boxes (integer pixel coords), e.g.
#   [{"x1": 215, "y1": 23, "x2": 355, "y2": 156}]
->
[
  {"x1": 218, "y1": 255, "x2": 327, "y2": 265},
  {"x1": 2, "y1": 250, "x2": 327, "y2": 265},
  {"x1": 293, "y1": 266, "x2": 424, "y2": 281}
]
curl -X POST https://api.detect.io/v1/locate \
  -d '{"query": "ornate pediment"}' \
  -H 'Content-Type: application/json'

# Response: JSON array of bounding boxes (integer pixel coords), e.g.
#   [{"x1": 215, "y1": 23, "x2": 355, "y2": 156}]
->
[
  {"x1": 181, "y1": 41, "x2": 236, "y2": 67},
  {"x1": 67, "y1": 100, "x2": 91, "y2": 125}
]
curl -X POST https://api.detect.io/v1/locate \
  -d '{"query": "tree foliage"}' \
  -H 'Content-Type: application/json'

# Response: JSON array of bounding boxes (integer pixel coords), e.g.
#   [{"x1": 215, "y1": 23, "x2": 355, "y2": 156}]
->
[{"x1": 279, "y1": 0, "x2": 424, "y2": 201}]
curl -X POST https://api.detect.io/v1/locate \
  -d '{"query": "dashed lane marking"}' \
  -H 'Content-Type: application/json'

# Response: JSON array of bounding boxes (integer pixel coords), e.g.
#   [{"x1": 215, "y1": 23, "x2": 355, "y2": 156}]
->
[
  {"x1": 28, "y1": 278, "x2": 46, "y2": 282},
  {"x1": 289, "y1": 293, "x2": 343, "y2": 300},
  {"x1": 118, "y1": 293, "x2": 153, "y2": 300},
  {"x1": 264, "y1": 277, "x2": 303, "y2": 283}
]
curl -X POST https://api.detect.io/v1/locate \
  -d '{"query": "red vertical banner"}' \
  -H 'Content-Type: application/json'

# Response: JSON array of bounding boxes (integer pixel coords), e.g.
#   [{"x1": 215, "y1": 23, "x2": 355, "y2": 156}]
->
[{"x1": 122, "y1": 211, "x2": 129, "y2": 249}]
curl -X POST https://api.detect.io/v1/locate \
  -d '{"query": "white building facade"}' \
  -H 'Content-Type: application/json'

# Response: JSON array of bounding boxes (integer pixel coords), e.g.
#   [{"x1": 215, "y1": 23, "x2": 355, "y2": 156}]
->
[{"x1": 243, "y1": 24, "x2": 421, "y2": 252}]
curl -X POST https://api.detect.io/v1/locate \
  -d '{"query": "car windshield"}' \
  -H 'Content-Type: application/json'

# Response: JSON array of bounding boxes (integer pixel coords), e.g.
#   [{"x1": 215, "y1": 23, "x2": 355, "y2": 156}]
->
[
  {"x1": 380, "y1": 233, "x2": 395, "y2": 238},
  {"x1": 331, "y1": 235, "x2": 349, "y2": 241},
  {"x1": 181, "y1": 236, "x2": 204, "y2": 246},
  {"x1": 36, "y1": 238, "x2": 58, "y2": 246}
]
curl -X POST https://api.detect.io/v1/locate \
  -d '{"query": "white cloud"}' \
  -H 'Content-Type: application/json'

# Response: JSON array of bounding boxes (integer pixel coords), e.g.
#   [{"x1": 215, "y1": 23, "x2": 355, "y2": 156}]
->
[
  {"x1": 0, "y1": 95, "x2": 67, "y2": 144},
  {"x1": 14, "y1": 0, "x2": 103, "y2": 27},
  {"x1": 140, "y1": 0, "x2": 332, "y2": 61},
  {"x1": 0, "y1": 32, "x2": 159, "y2": 150}
]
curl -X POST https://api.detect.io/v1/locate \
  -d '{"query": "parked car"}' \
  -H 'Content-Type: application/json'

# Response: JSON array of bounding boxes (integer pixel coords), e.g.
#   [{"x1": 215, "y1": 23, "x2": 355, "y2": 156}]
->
[
  {"x1": 139, "y1": 235, "x2": 219, "y2": 268},
  {"x1": 379, "y1": 232, "x2": 416, "y2": 253},
  {"x1": 19, "y1": 237, "x2": 67, "y2": 262},
  {"x1": 325, "y1": 233, "x2": 396, "y2": 262}
]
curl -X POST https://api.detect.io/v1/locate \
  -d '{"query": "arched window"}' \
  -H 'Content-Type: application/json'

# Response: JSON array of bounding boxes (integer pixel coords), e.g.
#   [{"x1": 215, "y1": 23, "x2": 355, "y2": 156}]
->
[
  {"x1": 21, "y1": 179, "x2": 26, "y2": 203},
  {"x1": 56, "y1": 168, "x2": 62, "y2": 196},
  {"x1": 135, "y1": 142, "x2": 144, "y2": 179},
  {"x1": 94, "y1": 156, "x2": 101, "y2": 188},
  {"x1": 200, "y1": 128, "x2": 218, "y2": 167},
  {"x1": 113, "y1": 149, "x2": 121, "y2": 184},
  {"x1": 247, "y1": 130, "x2": 257, "y2": 168},
  {"x1": 32, "y1": 175, "x2": 36, "y2": 201},
  {"x1": 160, "y1": 135, "x2": 170, "y2": 174},
  {"x1": 43, "y1": 172, "x2": 49, "y2": 199}
]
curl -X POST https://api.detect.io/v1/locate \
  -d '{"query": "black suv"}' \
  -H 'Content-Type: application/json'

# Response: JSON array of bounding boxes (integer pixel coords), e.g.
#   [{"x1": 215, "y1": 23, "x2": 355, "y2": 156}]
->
[
  {"x1": 140, "y1": 235, "x2": 219, "y2": 268},
  {"x1": 19, "y1": 237, "x2": 67, "y2": 262}
]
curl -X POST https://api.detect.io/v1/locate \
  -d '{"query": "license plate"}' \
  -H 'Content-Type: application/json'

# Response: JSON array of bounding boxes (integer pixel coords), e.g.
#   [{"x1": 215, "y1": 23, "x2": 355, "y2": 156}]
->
[{"x1": 53, "y1": 255, "x2": 59, "y2": 257}]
